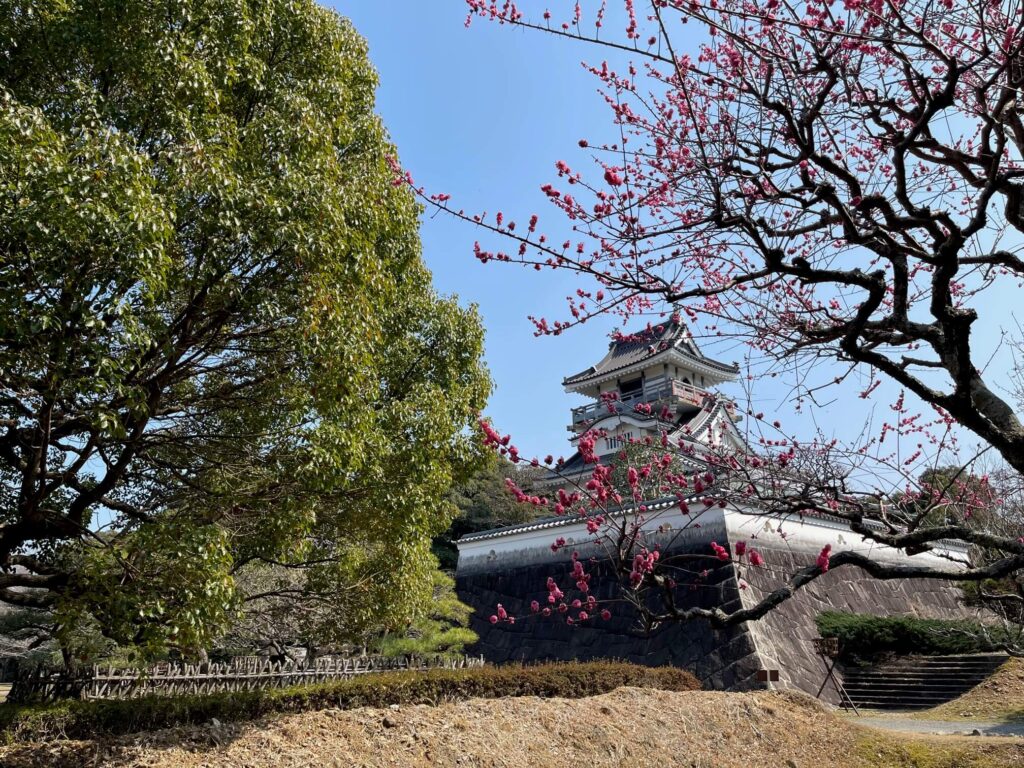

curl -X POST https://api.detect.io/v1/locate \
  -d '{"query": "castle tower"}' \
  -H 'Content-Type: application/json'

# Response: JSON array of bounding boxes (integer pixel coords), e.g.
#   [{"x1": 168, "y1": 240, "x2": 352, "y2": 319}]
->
[{"x1": 540, "y1": 317, "x2": 743, "y2": 487}]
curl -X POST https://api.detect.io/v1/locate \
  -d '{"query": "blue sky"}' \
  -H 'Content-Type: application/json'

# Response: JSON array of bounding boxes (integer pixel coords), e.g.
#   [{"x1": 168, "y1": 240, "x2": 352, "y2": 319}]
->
[
  {"x1": 336, "y1": 2, "x2": 1016, "y2": 471},
  {"x1": 339, "y1": 1, "x2": 643, "y2": 460}
]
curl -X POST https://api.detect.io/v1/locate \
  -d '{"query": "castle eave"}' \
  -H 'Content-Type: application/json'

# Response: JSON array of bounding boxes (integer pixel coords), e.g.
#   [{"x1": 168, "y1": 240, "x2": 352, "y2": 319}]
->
[
  {"x1": 563, "y1": 349, "x2": 739, "y2": 392},
  {"x1": 562, "y1": 319, "x2": 738, "y2": 390}
]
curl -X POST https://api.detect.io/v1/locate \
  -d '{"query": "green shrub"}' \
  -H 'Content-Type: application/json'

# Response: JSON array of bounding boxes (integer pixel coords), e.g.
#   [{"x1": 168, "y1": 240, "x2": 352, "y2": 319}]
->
[
  {"x1": 815, "y1": 611, "x2": 1010, "y2": 660},
  {"x1": 0, "y1": 661, "x2": 698, "y2": 743}
]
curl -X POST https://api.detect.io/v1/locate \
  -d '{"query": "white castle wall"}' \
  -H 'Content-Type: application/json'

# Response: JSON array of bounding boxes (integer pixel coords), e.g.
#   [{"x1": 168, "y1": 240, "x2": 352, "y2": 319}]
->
[{"x1": 458, "y1": 502, "x2": 968, "y2": 575}]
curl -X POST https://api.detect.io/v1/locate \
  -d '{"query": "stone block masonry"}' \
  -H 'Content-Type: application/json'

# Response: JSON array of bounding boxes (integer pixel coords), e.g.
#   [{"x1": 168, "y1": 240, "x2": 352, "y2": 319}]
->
[
  {"x1": 456, "y1": 505, "x2": 976, "y2": 699},
  {"x1": 456, "y1": 546, "x2": 766, "y2": 692},
  {"x1": 738, "y1": 546, "x2": 976, "y2": 703}
]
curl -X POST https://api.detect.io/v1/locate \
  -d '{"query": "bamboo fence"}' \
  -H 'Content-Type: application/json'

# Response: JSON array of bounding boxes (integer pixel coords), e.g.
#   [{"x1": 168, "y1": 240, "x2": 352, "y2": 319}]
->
[{"x1": 8, "y1": 654, "x2": 485, "y2": 703}]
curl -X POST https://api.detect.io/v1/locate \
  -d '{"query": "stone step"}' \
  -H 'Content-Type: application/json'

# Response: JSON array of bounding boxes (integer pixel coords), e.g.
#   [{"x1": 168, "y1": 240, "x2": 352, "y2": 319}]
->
[
  {"x1": 844, "y1": 685, "x2": 980, "y2": 695},
  {"x1": 847, "y1": 694, "x2": 965, "y2": 702},
  {"x1": 844, "y1": 688, "x2": 976, "y2": 698},
  {"x1": 843, "y1": 679, "x2": 995, "y2": 692},
  {"x1": 849, "y1": 665, "x2": 1003, "y2": 674},
  {"x1": 850, "y1": 672, "x2": 1001, "y2": 679},
  {"x1": 847, "y1": 694, "x2": 962, "y2": 702},
  {"x1": 846, "y1": 690, "x2": 984, "y2": 699},
  {"x1": 847, "y1": 663, "x2": 1007, "y2": 671},
  {"x1": 888, "y1": 657, "x2": 1006, "y2": 662},
  {"x1": 860, "y1": 660, "x2": 1006, "y2": 669},
  {"x1": 851, "y1": 663, "x2": 1003, "y2": 671},
  {"x1": 844, "y1": 674, "x2": 995, "y2": 684},
  {"x1": 845, "y1": 700, "x2": 952, "y2": 710},
  {"x1": 846, "y1": 683, "x2": 990, "y2": 693},
  {"x1": 876, "y1": 664, "x2": 1004, "y2": 668},
  {"x1": 847, "y1": 671, "x2": 1000, "y2": 679},
  {"x1": 839, "y1": 654, "x2": 1008, "y2": 711}
]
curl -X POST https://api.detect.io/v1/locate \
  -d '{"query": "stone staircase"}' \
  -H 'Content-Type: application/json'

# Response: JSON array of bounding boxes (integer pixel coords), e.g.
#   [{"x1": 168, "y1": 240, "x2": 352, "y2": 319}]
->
[{"x1": 840, "y1": 654, "x2": 1009, "y2": 711}]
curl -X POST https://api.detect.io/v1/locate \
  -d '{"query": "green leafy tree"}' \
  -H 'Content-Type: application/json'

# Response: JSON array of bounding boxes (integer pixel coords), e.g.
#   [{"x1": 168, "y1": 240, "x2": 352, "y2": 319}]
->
[
  {"x1": 0, "y1": 0, "x2": 489, "y2": 659},
  {"x1": 375, "y1": 570, "x2": 478, "y2": 658},
  {"x1": 433, "y1": 455, "x2": 545, "y2": 570}
]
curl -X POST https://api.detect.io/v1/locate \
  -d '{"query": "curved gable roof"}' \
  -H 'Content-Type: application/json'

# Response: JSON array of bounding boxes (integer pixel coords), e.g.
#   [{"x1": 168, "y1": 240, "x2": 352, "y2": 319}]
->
[{"x1": 563, "y1": 318, "x2": 738, "y2": 387}]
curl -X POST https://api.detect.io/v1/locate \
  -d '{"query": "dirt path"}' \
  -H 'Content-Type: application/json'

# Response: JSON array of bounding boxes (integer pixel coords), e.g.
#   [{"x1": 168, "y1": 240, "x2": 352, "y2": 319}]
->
[{"x1": 855, "y1": 715, "x2": 1024, "y2": 738}]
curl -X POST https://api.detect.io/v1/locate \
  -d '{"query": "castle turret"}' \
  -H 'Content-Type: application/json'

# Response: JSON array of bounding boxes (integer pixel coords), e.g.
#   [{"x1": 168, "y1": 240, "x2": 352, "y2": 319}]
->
[{"x1": 539, "y1": 318, "x2": 741, "y2": 485}]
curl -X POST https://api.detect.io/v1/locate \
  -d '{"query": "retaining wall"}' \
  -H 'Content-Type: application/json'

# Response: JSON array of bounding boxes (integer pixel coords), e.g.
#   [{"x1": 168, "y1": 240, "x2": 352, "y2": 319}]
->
[{"x1": 456, "y1": 508, "x2": 976, "y2": 698}]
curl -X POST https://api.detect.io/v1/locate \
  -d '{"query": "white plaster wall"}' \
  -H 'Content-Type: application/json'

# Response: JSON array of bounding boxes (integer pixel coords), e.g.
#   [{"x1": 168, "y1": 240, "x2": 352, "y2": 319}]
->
[
  {"x1": 724, "y1": 508, "x2": 968, "y2": 570},
  {"x1": 457, "y1": 503, "x2": 968, "y2": 574},
  {"x1": 457, "y1": 504, "x2": 726, "y2": 572}
]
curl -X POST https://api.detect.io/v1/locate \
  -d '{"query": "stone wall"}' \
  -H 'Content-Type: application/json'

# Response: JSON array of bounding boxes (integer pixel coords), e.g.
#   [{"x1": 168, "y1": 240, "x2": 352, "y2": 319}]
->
[
  {"x1": 456, "y1": 545, "x2": 767, "y2": 691},
  {"x1": 737, "y1": 545, "x2": 979, "y2": 703},
  {"x1": 456, "y1": 511, "x2": 977, "y2": 698}
]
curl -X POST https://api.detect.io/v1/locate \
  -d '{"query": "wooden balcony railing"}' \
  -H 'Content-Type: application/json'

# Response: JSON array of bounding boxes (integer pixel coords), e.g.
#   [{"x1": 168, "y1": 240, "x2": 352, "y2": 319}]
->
[{"x1": 570, "y1": 379, "x2": 714, "y2": 426}]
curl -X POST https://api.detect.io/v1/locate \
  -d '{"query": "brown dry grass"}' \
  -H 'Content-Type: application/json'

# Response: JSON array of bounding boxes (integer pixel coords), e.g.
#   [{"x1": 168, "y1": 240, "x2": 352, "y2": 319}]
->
[
  {"x1": 858, "y1": 731, "x2": 1024, "y2": 768},
  {"x1": 1, "y1": 686, "x2": 1022, "y2": 768},
  {"x1": 914, "y1": 658, "x2": 1024, "y2": 722}
]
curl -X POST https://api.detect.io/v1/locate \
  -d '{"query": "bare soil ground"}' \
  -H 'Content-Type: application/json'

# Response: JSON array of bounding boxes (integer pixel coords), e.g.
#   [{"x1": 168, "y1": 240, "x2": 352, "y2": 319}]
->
[{"x1": 2, "y1": 687, "x2": 1023, "y2": 768}]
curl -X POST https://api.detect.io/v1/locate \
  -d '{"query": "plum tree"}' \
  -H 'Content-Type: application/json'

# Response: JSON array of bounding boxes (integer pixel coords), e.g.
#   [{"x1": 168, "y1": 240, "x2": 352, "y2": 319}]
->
[{"x1": 412, "y1": 1, "x2": 1024, "y2": 633}]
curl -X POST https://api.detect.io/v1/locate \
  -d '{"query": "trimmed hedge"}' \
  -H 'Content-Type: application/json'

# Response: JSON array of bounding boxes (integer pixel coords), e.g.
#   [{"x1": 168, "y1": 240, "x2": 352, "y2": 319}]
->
[
  {"x1": 815, "y1": 611, "x2": 1009, "y2": 660},
  {"x1": 0, "y1": 661, "x2": 699, "y2": 743}
]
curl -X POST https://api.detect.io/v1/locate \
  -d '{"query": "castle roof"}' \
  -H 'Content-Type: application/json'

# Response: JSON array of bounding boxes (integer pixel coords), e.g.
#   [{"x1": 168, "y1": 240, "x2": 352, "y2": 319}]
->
[
  {"x1": 535, "y1": 402, "x2": 721, "y2": 487},
  {"x1": 455, "y1": 494, "x2": 969, "y2": 552},
  {"x1": 537, "y1": 443, "x2": 710, "y2": 486},
  {"x1": 457, "y1": 496, "x2": 681, "y2": 544},
  {"x1": 562, "y1": 318, "x2": 738, "y2": 388}
]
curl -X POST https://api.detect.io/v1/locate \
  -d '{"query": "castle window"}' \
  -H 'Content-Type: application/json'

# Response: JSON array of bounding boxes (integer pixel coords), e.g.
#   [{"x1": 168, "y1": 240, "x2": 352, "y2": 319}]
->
[
  {"x1": 605, "y1": 431, "x2": 634, "y2": 450},
  {"x1": 620, "y1": 377, "x2": 642, "y2": 397}
]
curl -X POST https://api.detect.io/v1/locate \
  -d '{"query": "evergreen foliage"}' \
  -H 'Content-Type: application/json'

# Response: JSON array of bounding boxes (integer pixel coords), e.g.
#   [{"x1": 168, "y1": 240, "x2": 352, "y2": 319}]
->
[
  {"x1": 0, "y1": 0, "x2": 489, "y2": 657},
  {"x1": 815, "y1": 612, "x2": 1013, "y2": 661},
  {"x1": 374, "y1": 571, "x2": 477, "y2": 658},
  {"x1": 433, "y1": 455, "x2": 545, "y2": 570}
]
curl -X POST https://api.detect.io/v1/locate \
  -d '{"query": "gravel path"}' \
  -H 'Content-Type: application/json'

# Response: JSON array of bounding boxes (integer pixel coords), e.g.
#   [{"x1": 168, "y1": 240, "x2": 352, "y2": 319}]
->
[{"x1": 856, "y1": 715, "x2": 1024, "y2": 737}]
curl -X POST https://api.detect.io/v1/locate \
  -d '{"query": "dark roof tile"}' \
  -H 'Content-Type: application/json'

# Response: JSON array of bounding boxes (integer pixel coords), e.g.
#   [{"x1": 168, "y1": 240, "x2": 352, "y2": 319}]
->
[{"x1": 563, "y1": 318, "x2": 737, "y2": 386}]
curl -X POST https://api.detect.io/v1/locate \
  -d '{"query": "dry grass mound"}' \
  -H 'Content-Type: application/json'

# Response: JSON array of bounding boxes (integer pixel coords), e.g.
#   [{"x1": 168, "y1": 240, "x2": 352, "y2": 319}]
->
[
  {"x1": 3, "y1": 687, "x2": 1023, "y2": 768},
  {"x1": 917, "y1": 658, "x2": 1024, "y2": 722},
  {"x1": 0, "y1": 688, "x2": 848, "y2": 768},
  {"x1": 0, "y1": 661, "x2": 697, "y2": 742}
]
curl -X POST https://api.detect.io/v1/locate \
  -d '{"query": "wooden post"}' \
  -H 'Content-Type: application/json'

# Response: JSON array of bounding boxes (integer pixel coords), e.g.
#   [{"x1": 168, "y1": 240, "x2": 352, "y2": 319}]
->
[{"x1": 812, "y1": 637, "x2": 859, "y2": 715}]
